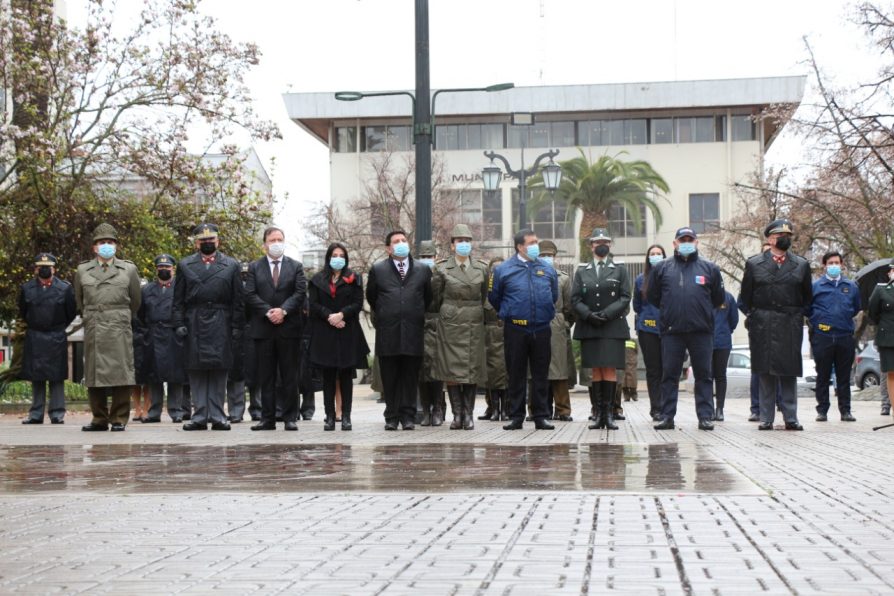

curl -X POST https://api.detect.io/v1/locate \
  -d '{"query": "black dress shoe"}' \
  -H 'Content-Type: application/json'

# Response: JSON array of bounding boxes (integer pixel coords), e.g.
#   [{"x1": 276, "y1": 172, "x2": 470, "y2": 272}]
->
[
  {"x1": 182, "y1": 421, "x2": 207, "y2": 431},
  {"x1": 132, "y1": 416, "x2": 144, "y2": 423},
  {"x1": 402, "y1": 421, "x2": 415, "y2": 430},
  {"x1": 758, "y1": 422, "x2": 773, "y2": 430},
  {"x1": 171, "y1": 417, "x2": 183, "y2": 423},
  {"x1": 654, "y1": 419, "x2": 675, "y2": 430},
  {"x1": 182, "y1": 414, "x2": 192, "y2": 421},
  {"x1": 141, "y1": 417, "x2": 161, "y2": 423},
  {"x1": 302, "y1": 415, "x2": 313, "y2": 421},
  {"x1": 250, "y1": 416, "x2": 261, "y2": 421},
  {"x1": 698, "y1": 419, "x2": 715, "y2": 431},
  {"x1": 503, "y1": 420, "x2": 523, "y2": 430},
  {"x1": 21, "y1": 418, "x2": 43, "y2": 424},
  {"x1": 556, "y1": 415, "x2": 573, "y2": 422},
  {"x1": 81, "y1": 423, "x2": 109, "y2": 431},
  {"x1": 713, "y1": 409, "x2": 724, "y2": 421},
  {"x1": 110, "y1": 423, "x2": 126, "y2": 432},
  {"x1": 840, "y1": 412, "x2": 856, "y2": 422},
  {"x1": 748, "y1": 413, "x2": 760, "y2": 422},
  {"x1": 284, "y1": 421, "x2": 298, "y2": 431},
  {"x1": 534, "y1": 420, "x2": 555, "y2": 430},
  {"x1": 613, "y1": 411, "x2": 626, "y2": 420},
  {"x1": 50, "y1": 419, "x2": 64, "y2": 424},
  {"x1": 384, "y1": 421, "x2": 398, "y2": 431},
  {"x1": 881, "y1": 407, "x2": 891, "y2": 416},
  {"x1": 815, "y1": 413, "x2": 828, "y2": 422},
  {"x1": 211, "y1": 422, "x2": 231, "y2": 431},
  {"x1": 341, "y1": 416, "x2": 352, "y2": 431},
  {"x1": 323, "y1": 418, "x2": 335, "y2": 431},
  {"x1": 251, "y1": 422, "x2": 276, "y2": 431},
  {"x1": 784, "y1": 422, "x2": 804, "y2": 431},
  {"x1": 228, "y1": 417, "x2": 243, "y2": 423}
]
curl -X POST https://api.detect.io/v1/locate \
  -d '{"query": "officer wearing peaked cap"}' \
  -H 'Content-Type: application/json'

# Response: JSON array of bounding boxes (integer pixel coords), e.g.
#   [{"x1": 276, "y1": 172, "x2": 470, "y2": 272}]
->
[
  {"x1": 75, "y1": 223, "x2": 143, "y2": 431},
  {"x1": 739, "y1": 218, "x2": 812, "y2": 431},
  {"x1": 19, "y1": 253, "x2": 77, "y2": 424}
]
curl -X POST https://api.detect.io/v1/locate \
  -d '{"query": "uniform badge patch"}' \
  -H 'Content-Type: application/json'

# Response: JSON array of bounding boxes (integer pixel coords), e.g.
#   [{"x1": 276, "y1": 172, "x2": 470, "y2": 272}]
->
[{"x1": 695, "y1": 276, "x2": 706, "y2": 285}]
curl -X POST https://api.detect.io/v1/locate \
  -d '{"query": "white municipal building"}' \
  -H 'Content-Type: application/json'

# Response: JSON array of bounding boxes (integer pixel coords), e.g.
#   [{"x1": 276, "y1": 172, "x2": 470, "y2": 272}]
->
[{"x1": 283, "y1": 76, "x2": 805, "y2": 273}]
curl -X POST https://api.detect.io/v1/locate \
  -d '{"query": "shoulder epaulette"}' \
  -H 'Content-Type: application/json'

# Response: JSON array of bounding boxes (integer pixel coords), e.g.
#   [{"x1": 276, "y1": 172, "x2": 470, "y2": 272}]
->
[{"x1": 436, "y1": 258, "x2": 448, "y2": 264}]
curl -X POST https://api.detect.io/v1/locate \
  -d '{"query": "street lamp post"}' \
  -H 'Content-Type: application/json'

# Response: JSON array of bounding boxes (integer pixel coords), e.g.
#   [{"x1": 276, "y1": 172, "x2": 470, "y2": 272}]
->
[{"x1": 482, "y1": 148, "x2": 562, "y2": 230}]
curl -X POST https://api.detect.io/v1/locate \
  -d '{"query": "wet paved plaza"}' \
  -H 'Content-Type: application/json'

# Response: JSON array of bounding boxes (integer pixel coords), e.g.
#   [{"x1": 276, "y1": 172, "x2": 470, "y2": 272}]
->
[{"x1": 1, "y1": 388, "x2": 893, "y2": 595}]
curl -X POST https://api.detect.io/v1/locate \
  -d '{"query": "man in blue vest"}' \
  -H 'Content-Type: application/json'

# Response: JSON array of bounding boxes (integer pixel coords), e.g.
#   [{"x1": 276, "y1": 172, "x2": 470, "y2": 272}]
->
[{"x1": 807, "y1": 250, "x2": 862, "y2": 422}]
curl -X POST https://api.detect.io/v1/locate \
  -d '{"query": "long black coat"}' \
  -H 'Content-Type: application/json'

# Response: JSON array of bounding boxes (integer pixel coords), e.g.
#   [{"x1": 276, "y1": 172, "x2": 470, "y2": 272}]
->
[
  {"x1": 738, "y1": 251, "x2": 812, "y2": 376},
  {"x1": 366, "y1": 257, "x2": 432, "y2": 357},
  {"x1": 138, "y1": 281, "x2": 187, "y2": 384},
  {"x1": 868, "y1": 283, "x2": 894, "y2": 349},
  {"x1": 18, "y1": 278, "x2": 77, "y2": 382},
  {"x1": 172, "y1": 252, "x2": 244, "y2": 370},
  {"x1": 308, "y1": 269, "x2": 370, "y2": 369},
  {"x1": 571, "y1": 258, "x2": 631, "y2": 340},
  {"x1": 244, "y1": 256, "x2": 306, "y2": 339}
]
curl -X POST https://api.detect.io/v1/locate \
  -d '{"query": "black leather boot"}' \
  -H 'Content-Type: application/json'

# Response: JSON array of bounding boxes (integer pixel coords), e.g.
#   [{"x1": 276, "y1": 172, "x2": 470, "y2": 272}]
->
[
  {"x1": 490, "y1": 390, "x2": 502, "y2": 421},
  {"x1": 479, "y1": 390, "x2": 494, "y2": 420},
  {"x1": 588, "y1": 383, "x2": 605, "y2": 430},
  {"x1": 500, "y1": 389, "x2": 510, "y2": 420},
  {"x1": 602, "y1": 381, "x2": 618, "y2": 430},
  {"x1": 447, "y1": 385, "x2": 463, "y2": 430},
  {"x1": 420, "y1": 385, "x2": 432, "y2": 426},
  {"x1": 430, "y1": 382, "x2": 445, "y2": 426},
  {"x1": 462, "y1": 385, "x2": 476, "y2": 430},
  {"x1": 714, "y1": 395, "x2": 725, "y2": 421}
]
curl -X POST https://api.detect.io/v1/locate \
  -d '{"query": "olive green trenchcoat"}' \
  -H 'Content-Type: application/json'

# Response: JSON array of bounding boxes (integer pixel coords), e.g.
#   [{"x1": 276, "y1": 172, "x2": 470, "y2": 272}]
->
[
  {"x1": 484, "y1": 298, "x2": 507, "y2": 389},
  {"x1": 74, "y1": 258, "x2": 142, "y2": 387},
  {"x1": 548, "y1": 270, "x2": 575, "y2": 380},
  {"x1": 432, "y1": 256, "x2": 488, "y2": 384}
]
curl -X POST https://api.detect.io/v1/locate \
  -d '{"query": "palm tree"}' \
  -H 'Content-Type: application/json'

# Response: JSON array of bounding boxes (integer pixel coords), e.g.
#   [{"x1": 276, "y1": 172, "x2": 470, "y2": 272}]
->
[{"x1": 529, "y1": 148, "x2": 670, "y2": 260}]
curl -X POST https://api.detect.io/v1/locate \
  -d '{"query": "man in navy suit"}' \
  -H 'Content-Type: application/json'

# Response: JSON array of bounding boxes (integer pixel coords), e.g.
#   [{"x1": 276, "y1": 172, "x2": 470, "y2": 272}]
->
[{"x1": 246, "y1": 226, "x2": 307, "y2": 431}]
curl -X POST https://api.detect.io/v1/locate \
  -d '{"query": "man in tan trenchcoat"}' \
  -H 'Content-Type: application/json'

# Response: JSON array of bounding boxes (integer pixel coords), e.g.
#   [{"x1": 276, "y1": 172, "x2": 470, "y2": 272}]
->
[{"x1": 74, "y1": 223, "x2": 142, "y2": 431}]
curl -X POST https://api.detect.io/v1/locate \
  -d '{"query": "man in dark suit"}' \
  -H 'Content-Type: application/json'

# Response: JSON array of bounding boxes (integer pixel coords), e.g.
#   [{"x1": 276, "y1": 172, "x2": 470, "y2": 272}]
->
[
  {"x1": 246, "y1": 226, "x2": 307, "y2": 431},
  {"x1": 173, "y1": 223, "x2": 244, "y2": 431},
  {"x1": 366, "y1": 230, "x2": 433, "y2": 430}
]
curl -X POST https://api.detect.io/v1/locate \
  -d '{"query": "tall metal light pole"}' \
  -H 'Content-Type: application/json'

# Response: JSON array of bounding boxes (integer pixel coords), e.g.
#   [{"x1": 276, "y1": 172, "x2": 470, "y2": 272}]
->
[{"x1": 414, "y1": 0, "x2": 432, "y2": 244}]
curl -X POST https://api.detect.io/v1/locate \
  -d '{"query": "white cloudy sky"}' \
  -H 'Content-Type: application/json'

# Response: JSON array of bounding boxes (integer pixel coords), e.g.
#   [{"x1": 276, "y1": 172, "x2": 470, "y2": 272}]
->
[{"x1": 69, "y1": 0, "x2": 874, "y2": 253}]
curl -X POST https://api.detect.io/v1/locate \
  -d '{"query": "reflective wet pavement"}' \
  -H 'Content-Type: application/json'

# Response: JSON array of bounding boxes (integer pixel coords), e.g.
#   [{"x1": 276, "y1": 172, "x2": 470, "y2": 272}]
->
[{"x1": 0, "y1": 442, "x2": 759, "y2": 494}]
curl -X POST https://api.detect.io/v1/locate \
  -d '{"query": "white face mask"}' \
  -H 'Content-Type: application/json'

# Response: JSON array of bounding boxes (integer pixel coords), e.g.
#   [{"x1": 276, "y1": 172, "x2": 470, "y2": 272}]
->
[{"x1": 267, "y1": 242, "x2": 285, "y2": 258}]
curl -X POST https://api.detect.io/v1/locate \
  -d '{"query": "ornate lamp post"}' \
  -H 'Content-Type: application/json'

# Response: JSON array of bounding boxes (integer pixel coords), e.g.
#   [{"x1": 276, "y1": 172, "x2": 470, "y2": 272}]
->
[{"x1": 482, "y1": 148, "x2": 562, "y2": 229}]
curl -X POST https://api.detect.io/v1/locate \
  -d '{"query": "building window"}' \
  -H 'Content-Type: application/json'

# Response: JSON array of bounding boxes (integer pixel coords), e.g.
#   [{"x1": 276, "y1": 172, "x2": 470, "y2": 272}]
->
[
  {"x1": 335, "y1": 127, "x2": 357, "y2": 153},
  {"x1": 607, "y1": 203, "x2": 648, "y2": 238},
  {"x1": 437, "y1": 123, "x2": 506, "y2": 150},
  {"x1": 508, "y1": 121, "x2": 576, "y2": 148},
  {"x1": 582, "y1": 119, "x2": 647, "y2": 146},
  {"x1": 362, "y1": 125, "x2": 412, "y2": 152},
  {"x1": 511, "y1": 190, "x2": 573, "y2": 239},
  {"x1": 650, "y1": 118, "x2": 674, "y2": 144},
  {"x1": 482, "y1": 190, "x2": 503, "y2": 241},
  {"x1": 443, "y1": 189, "x2": 502, "y2": 241},
  {"x1": 676, "y1": 116, "x2": 723, "y2": 143},
  {"x1": 731, "y1": 115, "x2": 756, "y2": 141},
  {"x1": 689, "y1": 193, "x2": 720, "y2": 233}
]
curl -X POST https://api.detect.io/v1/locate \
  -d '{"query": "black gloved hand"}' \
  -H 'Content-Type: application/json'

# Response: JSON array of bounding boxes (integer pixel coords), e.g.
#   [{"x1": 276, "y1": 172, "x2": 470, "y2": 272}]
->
[
  {"x1": 587, "y1": 312, "x2": 607, "y2": 326},
  {"x1": 175, "y1": 326, "x2": 188, "y2": 338}
]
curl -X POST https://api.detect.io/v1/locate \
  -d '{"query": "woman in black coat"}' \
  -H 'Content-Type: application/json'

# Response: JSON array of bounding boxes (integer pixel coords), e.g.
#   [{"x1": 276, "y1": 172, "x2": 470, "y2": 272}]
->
[
  {"x1": 308, "y1": 243, "x2": 370, "y2": 430},
  {"x1": 868, "y1": 260, "x2": 894, "y2": 402}
]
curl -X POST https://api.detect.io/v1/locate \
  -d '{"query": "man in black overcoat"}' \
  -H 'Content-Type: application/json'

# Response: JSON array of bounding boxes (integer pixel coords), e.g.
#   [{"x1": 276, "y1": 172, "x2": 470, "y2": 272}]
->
[{"x1": 19, "y1": 253, "x2": 77, "y2": 424}]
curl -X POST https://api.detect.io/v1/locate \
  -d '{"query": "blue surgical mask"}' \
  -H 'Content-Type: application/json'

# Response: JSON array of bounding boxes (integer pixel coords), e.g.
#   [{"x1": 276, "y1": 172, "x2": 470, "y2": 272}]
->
[
  {"x1": 525, "y1": 244, "x2": 540, "y2": 260},
  {"x1": 826, "y1": 264, "x2": 841, "y2": 278},
  {"x1": 455, "y1": 241, "x2": 472, "y2": 257},
  {"x1": 541, "y1": 256, "x2": 554, "y2": 268},
  {"x1": 97, "y1": 243, "x2": 116, "y2": 259},
  {"x1": 648, "y1": 255, "x2": 664, "y2": 266},
  {"x1": 418, "y1": 258, "x2": 435, "y2": 269},
  {"x1": 677, "y1": 243, "x2": 696, "y2": 256},
  {"x1": 329, "y1": 257, "x2": 346, "y2": 271},
  {"x1": 393, "y1": 242, "x2": 410, "y2": 258}
]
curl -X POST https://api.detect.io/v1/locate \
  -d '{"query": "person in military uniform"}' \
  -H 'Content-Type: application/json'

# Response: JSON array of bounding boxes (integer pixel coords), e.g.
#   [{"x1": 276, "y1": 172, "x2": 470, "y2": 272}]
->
[
  {"x1": 75, "y1": 223, "x2": 142, "y2": 431},
  {"x1": 483, "y1": 256, "x2": 508, "y2": 421},
  {"x1": 739, "y1": 218, "x2": 812, "y2": 431},
  {"x1": 868, "y1": 260, "x2": 894, "y2": 407},
  {"x1": 225, "y1": 261, "x2": 248, "y2": 423},
  {"x1": 417, "y1": 240, "x2": 445, "y2": 426},
  {"x1": 431, "y1": 224, "x2": 488, "y2": 430},
  {"x1": 571, "y1": 228, "x2": 631, "y2": 431},
  {"x1": 538, "y1": 240, "x2": 575, "y2": 421},
  {"x1": 138, "y1": 254, "x2": 187, "y2": 422},
  {"x1": 18, "y1": 253, "x2": 77, "y2": 424},
  {"x1": 240, "y1": 261, "x2": 262, "y2": 421},
  {"x1": 173, "y1": 223, "x2": 244, "y2": 431}
]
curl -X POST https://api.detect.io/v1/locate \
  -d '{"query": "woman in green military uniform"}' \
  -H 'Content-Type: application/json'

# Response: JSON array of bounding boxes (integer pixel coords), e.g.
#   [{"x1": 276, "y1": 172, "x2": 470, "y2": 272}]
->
[
  {"x1": 483, "y1": 256, "x2": 508, "y2": 421},
  {"x1": 431, "y1": 224, "x2": 489, "y2": 430},
  {"x1": 571, "y1": 228, "x2": 631, "y2": 431}
]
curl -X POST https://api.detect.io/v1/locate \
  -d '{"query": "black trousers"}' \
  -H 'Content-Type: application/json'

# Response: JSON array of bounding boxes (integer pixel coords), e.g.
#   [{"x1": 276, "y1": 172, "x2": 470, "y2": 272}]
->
[
  {"x1": 504, "y1": 324, "x2": 551, "y2": 423},
  {"x1": 322, "y1": 367, "x2": 354, "y2": 420},
  {"x1": 379, "y1": 355, "x2": 421, "y2": 424},
  {"x1": 712, "y1": 348, "x2": 731, "y2": 405},
  {"x1": 638, "y1": 331, "x2": 662, "y2": 413},
  {"x1": 660, "y1": 332, "x2": 714, "y2": 421},
  {"x1": 812, "y1": 333, "x2": 855, "y2": 414},
  {"x1": 256, "y1": 337, "x2": 300, "y2": 423}
]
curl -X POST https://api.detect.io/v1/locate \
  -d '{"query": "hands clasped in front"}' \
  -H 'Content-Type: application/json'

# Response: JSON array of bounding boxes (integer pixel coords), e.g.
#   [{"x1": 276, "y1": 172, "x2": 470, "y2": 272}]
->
[{"x1": 327, "y1": 312, "x2": 345, "y2": 329}]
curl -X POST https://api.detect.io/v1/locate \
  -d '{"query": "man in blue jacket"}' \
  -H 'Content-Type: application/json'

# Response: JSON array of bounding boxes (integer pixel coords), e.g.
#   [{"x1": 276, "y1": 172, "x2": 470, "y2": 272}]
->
[
  {"x1": 488, "y1": 228, "x2": 559, "y2": 430},
  {"x1": 647, "y1": 227, "x2": 725, "y2": 430},
  {"x1": 807, "y1": 250, "x2": 862, "y2": 422}
]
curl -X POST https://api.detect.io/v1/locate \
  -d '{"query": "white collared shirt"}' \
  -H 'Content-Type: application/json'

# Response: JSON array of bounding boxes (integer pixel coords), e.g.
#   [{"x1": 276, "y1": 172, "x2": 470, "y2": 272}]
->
[{"x1": 266, "y1": 255, "x2": 282, "y2": 277}]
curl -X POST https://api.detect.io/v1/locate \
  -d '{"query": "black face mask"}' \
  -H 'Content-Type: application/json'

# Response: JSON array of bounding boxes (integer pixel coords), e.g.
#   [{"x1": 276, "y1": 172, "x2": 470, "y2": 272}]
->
[
  {"x1": 157, "y1": 269, "x2": 172, "y2": 281},
  {"x1": 774, "y1": 236, "x2": 792, "y2": 251},
  {"x1": 37, "y1": 266, "x2": 52, "y2": 279},
  {"x1": 199, "y1": 241, "x2": 217, "y2": 255},
  {"x1": 593, "y1": 244, "x2": 610, "y2": 258}
]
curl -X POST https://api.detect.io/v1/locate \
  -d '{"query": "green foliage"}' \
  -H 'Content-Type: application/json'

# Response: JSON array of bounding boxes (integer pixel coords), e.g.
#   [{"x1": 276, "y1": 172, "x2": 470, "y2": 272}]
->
[{"x1": 0, "y1": 380, "x2": 88, "y2": 404}]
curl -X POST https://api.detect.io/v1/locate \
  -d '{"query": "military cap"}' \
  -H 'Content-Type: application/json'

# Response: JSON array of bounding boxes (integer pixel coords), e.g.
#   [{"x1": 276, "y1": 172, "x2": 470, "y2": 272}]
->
[
  {"x1": 538, "y1": 240, "x2": 558, "y2": 255},
  {"x1": 193, "y1": 223, "x2": 219, "y2": 240},
  {"x1": 450, "y1": 223, "x2": 474, "y2": 241},
  {"x1": 92, "y1": 222, "x2": 118, "y2": 242},
  {"x1": 34, "y1": 253, "x2": 57, "y2": 267},
  {"x1": 764, "y1": 218, "x2": 794, "y2": 237},
  {"x1": 154, "y1": 254, "x2": 176, "y2": 267},
  {"x1": 675, "y1": 226, "x2": 698, "y2": 240},
  {"x1": 241, "y1": 262, "x2": 250, "y2": 273},
  {"x1": 418, "y1": 240, "x2": 437, "y2": 257},
  {"x1": 588, "y1": 228, "x2": 611, "y2": 242}
]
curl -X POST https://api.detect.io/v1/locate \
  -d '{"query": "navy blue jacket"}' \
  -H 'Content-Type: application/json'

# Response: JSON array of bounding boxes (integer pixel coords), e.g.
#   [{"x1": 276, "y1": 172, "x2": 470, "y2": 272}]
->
[
  {"x1": 646, "y1": 251, "x2": 725, "y2": 335},
  {"x1": 806, "y1": 275, "x2": 861, "y2": 337},
  {"x1": 487, "y1": 254, "x2": 558, "y2": 333},
  {"x1": 713, "y1": 291, "x2": 739, "y2": 349},
  {"x1": 633, "y1": 273, "x2": 661, "y2": 336}
]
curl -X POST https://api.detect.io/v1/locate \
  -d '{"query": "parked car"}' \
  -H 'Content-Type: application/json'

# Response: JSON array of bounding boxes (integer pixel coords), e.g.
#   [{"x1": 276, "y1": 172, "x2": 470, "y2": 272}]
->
[
  {"x1": 855, "y1": 340, "x2": 882, "y2": 389},
  {"x1": 684, "y1": 347, "x2": 817, "y2": 392}
]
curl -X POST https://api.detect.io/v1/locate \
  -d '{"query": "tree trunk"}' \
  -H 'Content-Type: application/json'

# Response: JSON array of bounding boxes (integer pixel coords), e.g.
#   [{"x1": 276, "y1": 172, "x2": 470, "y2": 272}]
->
[{"x1": 578, "y1": 210, "x2": 608, "y2": 262}]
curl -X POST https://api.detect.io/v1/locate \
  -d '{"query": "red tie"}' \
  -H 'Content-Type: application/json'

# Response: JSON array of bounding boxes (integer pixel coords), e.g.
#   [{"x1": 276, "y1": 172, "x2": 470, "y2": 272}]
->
[{"x1": 772, "y1": 254, "x2": 786, "y2": 265}]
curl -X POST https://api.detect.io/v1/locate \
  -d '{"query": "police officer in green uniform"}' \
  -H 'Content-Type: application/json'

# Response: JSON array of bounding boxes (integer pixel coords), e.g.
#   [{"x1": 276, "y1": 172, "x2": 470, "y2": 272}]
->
[
  {"x1": 571, "y1": 228, "x2": 631, "y2": 431},
  {"x1": 417, "y1": 240, "x2": 445, "y2": 426},
  {"x1": 75, "y1": 223, "x2": 142, "y2": 431}
]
